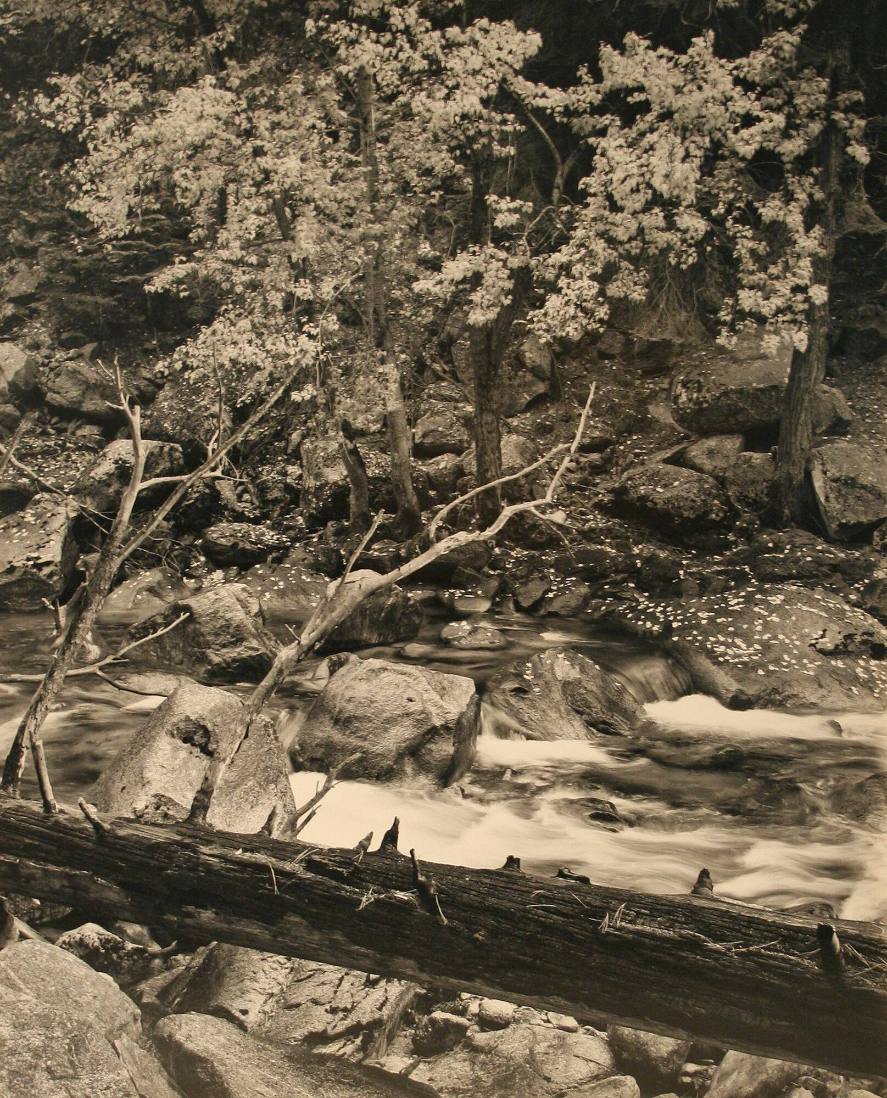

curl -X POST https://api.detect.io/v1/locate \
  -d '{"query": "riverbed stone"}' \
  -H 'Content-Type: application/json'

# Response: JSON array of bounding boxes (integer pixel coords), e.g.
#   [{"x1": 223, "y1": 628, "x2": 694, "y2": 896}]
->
[
  {"x1": 615, "y1": 464, "x2": 731, "y2": 536},
  {"x1": 154, "y1": 1012, "x2": 410, "y2": 1098},
  {"x1": 240, "y1": 553, "x2": 327, "y2": 620},
  {"x1": 414, "y1": 1011, "x2": 473, "y2": 1055},
  {"x1": 56, "y1": 923, "x2": 158, "y2": 987},
  {"x1": 91, "y1": 680, "x2": 296, "y2": 835},
  {"x1": 0, "y1": 493, "x2": 80, "y2": 610},
  {"x1": 705, "y1": 1051, "x2": 806, "y2": 1098},
  {"x1": 73, "y1": 439, "x2": 185, "y2": 512},
  {"x1": 722, "y1": 452, "x2": 777, "y2": 517},
  {"x1": 486, "y1": 647, "x2": 643, "y2": 740},
  {"x1": 291, "y1": 655, "x2": 478, "y2": 780},
  {"x1": 478, "y1": 998, "x2": 517, "y2": 1030},
  {"x1": 410, "y1": 1023, "x2": 617, "y2": 1098},
  {"x1": 607, "y1": 1025, "x2": 690, "y2": 1093},
  {"x1": 810, "y1": 440, "x2": 887, "y2": 540},
  {"x1": 441, "y1": 619, "x2": 508, "y2": 650},
  {"x1": 127, "y1": 583, "x2": 280, "y2": 682}
]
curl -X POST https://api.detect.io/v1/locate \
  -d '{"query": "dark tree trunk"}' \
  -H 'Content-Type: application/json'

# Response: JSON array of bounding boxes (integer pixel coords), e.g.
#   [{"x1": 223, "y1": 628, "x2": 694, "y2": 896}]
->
[
  {"x1": 383, "y1": 363, "x2": 422, "y2": 537},
  {"x1": 338, "y1": 418, "x2": 371, "y2": 533},
  {"x1": 470, "y1": 323, "x2": 503, "y2": 523},
  {"x1": 0, "y1": 798, "x2": 885, "y2": 1076}
]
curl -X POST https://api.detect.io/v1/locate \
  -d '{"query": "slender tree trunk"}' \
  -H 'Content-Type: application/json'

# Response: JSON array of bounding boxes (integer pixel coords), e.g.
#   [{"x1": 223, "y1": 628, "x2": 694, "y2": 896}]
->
[
  {"x1": 338, "y1": 418, "x2": 371, "y2": 533},
  {"x1": 470, "y1": 324, "x2": 503, "y2": 523},
  {"x1": 777, "y1": 94, "x2": 842, "y2": 524},
  {"x1": 355, "y1": 66, "x2": 420, "y2": 534}
]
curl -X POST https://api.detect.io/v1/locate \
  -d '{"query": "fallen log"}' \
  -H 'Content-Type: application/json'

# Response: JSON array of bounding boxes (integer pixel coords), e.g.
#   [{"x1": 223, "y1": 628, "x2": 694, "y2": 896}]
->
[{"x1": 0, "y1": 796, "x2": 885, "y2": 1075}]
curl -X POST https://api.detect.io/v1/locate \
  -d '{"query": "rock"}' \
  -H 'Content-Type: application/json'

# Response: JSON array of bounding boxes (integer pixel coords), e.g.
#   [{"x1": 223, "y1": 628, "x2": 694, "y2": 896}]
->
[
  {"x1": 413, "y1": 1010, "x2": 473, "y2": 1055},
  {"x1": 742, "y1": 529, "x2": 863, "y2": 586},
  {"x1": 0, "y1": 474, "x2": 34, "y2": 516},
  {"x1": 486, "y1": 647, "x2": 643, "y2": 740},
  {"x1": 597, "y1": 329, "x2": 629, "y2": 358},
  {"x1": 618, "y1": 585, "x2": 887, "y2": 711},
  {"x1": 240, "y1": 554, "x2": 327, "y2": 621},
  {"x1": 547, "y1": 1012, "x2": 580, "y2": 1032},
  {"x1": 165, "y1": 943, "x2": 296, "y2": 1031},
  {"x1": 300, "y1": 433, "x2": 389, "y2": 525},
  {"x1": 440, "y1": 620, "x2": 508, "y2": 650},
  {"x1": 0, "y1": 401, "x2": 22, "y2": 434},
  {"x1": 514, "y1": 575, "x2": 551, "y2": 609},
  {"x1": 319, "y1": 582, "x2": 422, "y2": 652},
  {"x1": 478, "y1": 998, "x2": 517, "y2": 1029},
  {"x1": 91, "y1": 680, "x2": 297, "y2": 835},
  {"x1": 540, "y1": 578, "x2": 592, "y2": 615},
  {"x1": 831, "y1": 773, "x2": 887, "y2": 823},
  {"x1": 414, "y1": 400, "x2": 472, "y2": 457},
  {"x1": 670, "y1": 331, "x2": 793, "y2": 434},
  {"x1": 553, "y1": 546, "x2": 631, "y2": 582},
  {"x1": 500, "y1": 361, "x2": 549, "y2": 416},
  {"x1": 112, "y1": 1035, "x2": 183, "y2": 1098},
  {"x1": 291, "y1": 655, "x2": 478, "y2": 780},
  {"x1": 202, "y1": 521, "x2": 290, "y2": 567},
  {"x1": 73, "y1": 439, "x2": 185, "y2": 512},
  {"x1": 3, "y1": 264, "x2": 41, "y2": 304},
  {"x1": 0, "y1": 494, "x2": 80, "y2": 610},
  {"x1": 0, "y1": 937, "x2": 140, "y2": 1042},
  {"x1": 681, "y1": 435, "x2": 745, "y2": 478},
  {"x1": 127, "y1": 583, "x2": 280, "y2": 682},
  {"x1": 422, "y1": 452, "x2": 464, "y2": 495},
  {"x1": 410, "y1": 1023, "x2": 616, "y2": 1098},
  {"x1": 0, "y1": 341, "x2": 38, "y2": 404},
  {"x1": 154, "y1": 1012, "x2": 409, "y2": 1098},
  {"x1": 411, "y1": 539, "x2": 493, "y2": 584},
  {"x1": 571, "y1": 1078, "x2": 640, "y2": 1098},
  {"x1": 814, "y1": 385, "x2": 853, "y2": 435},
  {"x1": 99, "y1": 566, "x2": 191, "y2": 621},
  {"x1": 860, "y1": 577, "x2": 887, "y2": 623},
  {"x1": 517, "y1": 333, "x2": 554, "y2": 379},
  {"x1": 462, "y1": 433, "x2": 538, "y2": 485},
  {"x1": 607, "y1": 1025, "x2": 690, "y2": 1093},
  {"x1": 706, "y1": 1051, "x2": 806, "y2": 1098},
  {"x1": 722, "y1": 452, "x2": 777, "y2": 516},
  {"x1": 614, "y1": 464, "x2": 730, "y2": 536},
  {"x1": 56, "y1": 922, "x2": 157, "y2": 987},
  {"x1": 42, "y1": 359, "x2": 154, "y2": 424},
  {"x1": 811, "y1": 441, "x2": 887, "y2": 540}
]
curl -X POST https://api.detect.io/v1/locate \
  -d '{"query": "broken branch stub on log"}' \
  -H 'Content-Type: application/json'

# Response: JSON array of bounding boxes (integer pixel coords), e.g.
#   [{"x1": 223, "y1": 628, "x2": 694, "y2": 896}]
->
[{"x1": 0, "y1": 797, "x2": 884, "y2": 1076}]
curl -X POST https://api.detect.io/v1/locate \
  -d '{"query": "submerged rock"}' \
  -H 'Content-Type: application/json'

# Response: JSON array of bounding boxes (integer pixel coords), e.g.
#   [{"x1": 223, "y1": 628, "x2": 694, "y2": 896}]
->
[
  {"x1": 127, "y1": 583, "x2": 279, "y2": 682},
  {"x1": 486, "y1": 647, "x2": 643, "y2": 740},
  {"x1": 291, "y1": 655, "x2": 478, "y2": 781},
  {"x1": 91, "y1": 680, "x2": 296, "y2": 835},
  {"x1": 0, "y1": 493, "x2": 80, "y2": 610}
]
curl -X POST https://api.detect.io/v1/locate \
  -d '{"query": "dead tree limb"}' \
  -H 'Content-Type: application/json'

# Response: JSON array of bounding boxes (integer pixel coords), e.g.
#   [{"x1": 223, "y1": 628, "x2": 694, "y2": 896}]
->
[{"x1": 0, "y1": 797, "x2": 884, "y2": 1075}]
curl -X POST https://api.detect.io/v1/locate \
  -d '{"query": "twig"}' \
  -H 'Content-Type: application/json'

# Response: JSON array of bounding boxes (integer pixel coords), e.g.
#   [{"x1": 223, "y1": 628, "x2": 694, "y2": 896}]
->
[
  {"x1": 335, "y1": 510, "x2": 385, "y2": 592},
  {"x1": 292, "y1": 750, "x2": 362, "y2": 825},
  {"x1": 0, "y1": 410, "x2": 33, "y2": 479},
  {"x1": 410, "y1": 848, "x2": 448, "y2": 926},
  {"x1": 77, "y1": 798, "x2": 109, "y2": 836}
]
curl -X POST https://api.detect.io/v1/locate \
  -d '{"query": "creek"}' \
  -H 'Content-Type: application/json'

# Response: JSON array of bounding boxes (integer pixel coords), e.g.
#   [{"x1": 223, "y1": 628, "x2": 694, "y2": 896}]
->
[{"x1": 1, "y1": 603, "x2": 884, "y2": 921}]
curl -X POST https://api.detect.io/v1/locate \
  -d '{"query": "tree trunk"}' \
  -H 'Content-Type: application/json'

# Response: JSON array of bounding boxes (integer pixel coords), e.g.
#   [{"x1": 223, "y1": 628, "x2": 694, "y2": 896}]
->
[
  {"x1": 777, "y1": 88, "x2": 842, "y2": 524},
  {"x1": 0, "y1": 797, "x2": 884, "y2": 1075},
  {"x1": 470, "y1": 323, "x2": 503, "y2": 524},
  {"x1": 338, "y1": 418, "x2": 371, "y2": 533},
  {"x1": 383, "y1": 360, "x2": 422, "y2": 536}
]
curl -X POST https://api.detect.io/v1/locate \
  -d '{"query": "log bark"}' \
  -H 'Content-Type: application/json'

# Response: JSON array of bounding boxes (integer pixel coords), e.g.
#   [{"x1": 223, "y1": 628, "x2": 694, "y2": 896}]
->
[{"x1": 0, "y1": 797, "x2": 884, "y2": 1075}]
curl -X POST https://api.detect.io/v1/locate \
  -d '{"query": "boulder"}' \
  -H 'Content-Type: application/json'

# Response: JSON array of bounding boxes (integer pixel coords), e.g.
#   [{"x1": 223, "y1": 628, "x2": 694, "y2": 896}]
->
[
  {"x1": 202, "y1": 521, "x2": 289, "y2": 567},
  {"x1": 56, "y1": 922, "x2": 159, "y2": 987},
  {"x1": 478, "y1": 998, "x2": 517, "y2": 1030},
  {"x1": 0, "y1": 474, "x2": 33, "y2": 517},
  {"x1": 127, "y1": 583, "x2": 279, "y2": 682},
  {"x1": 99, "y1": 566, "x2": 191, "y2": 621},
  {"x1": 411, "y1": 539, "x2": 493, "y2": 584},
  {"x1": 0, "y1": 341, "x2": 38, "y2": 404},
  {"x1": 540, "y1": 578, "x2": 592, "y2": 615},
  {"x1": 73, "y1": 439, "x2": 185, "y2": 512},
  {"x1": 553, "y1": 546, "x2": 631, "y2": 583},
  {"x1": 410, "y1": 1023, "x2": 616, "y2": 1098},
  {"x1": 290, "y1": 655, "x2": 478, "y2": 780},
  {"x1": 319, "y1": 582, "x2": 422, "y2": 652},
  {"x1": 860, "y1": 577, "x2": 887, "y2": 623},
  {"x1": 240, "y1": 554, "x2": 328, "y2": 621},
  {"x1": 414, "y1": 1010, "x2": 473, "y2": 1055},
  {"x1": 91, "y1": 679, "x2": 297, "y2": 835},
  {"x1": 421, "y1": 452, "x2": 464, "y2": 496},
  {"x1": 414, "y1": 400, "x2": 472, "y2": 457},
  {"x1": 499, "y1": 361, "x2": 550, "y2": 416},
  {"x1": 571, "y1": 1078, "x2": 640, "y2": 1098},
  {"x1": 681, "y1": 435, "x2": 745, "y2": 478},
  {"x1": 722, "y1": 452, "x2": 778, "y2": 517},
  {"x1": 42, "y1": 359, "x2": 154, "y2": 424},
  {"x1": 0, "y1": 494, "x2": 80, "y2": 610},
  {"x1": 441, "y1": 620, "x2": 508, "y2": 650},
  {"x1": 615, "y1": 585, "x2": 887, "y2": 711},
  {"x1": 705, "y1": 1051, "x2": 806, "y2": 1098},
  {"x1": 300, "y1": 433, "x2": 389, "y2": 525},
  {"x1": 810, "y1": 441, "x2": 887, "y2": 540},
  {"x1": 486, "y1": 647, "x2": 643, "y2": 740},
  {"x1": 154, "y1": 1012, "x2": 409, "y2": 1098},
  {"x1": 607, "y1": 1025, "x2": 690, "y2": 1093},
  {"x1": 514, "y1": 575, "x2": 552, "y2": 610},
  {"x1": 614, "y1": 465, "x2": 730, "y2": 536}
]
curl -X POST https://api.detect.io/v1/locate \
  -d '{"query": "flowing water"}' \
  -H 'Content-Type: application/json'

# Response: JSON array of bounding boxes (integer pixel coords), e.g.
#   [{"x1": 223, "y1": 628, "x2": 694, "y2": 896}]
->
[{"x1": 2, "y1": 603, "x2": 885, "y2": 921}]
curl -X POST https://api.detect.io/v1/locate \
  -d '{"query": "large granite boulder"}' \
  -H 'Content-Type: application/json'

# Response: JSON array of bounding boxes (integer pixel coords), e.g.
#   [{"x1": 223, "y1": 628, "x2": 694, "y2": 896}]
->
[
  {"x1": 0, "y1": 938, "x2": 145, "y2": 1098},
  {"x1": 91, "y1": 679, "x2": 297, "y2": 835},
  {"x1": 290, "y1": 655, "x2": 478, "y2": 780},
  {"x1": 127, "y1": 583, "x2": 279, "y2": 682},
  {"x1": 486, "y1": 647, "x2": 643, "y2": 740},
  {"x1": 73, "y1": 438, "x2": 185, "y2": 512},
  {"x1": 99, "y1": 566, "x2": 191, "y2": 621},
  {"x1": 0, "y1": 493, "x2": 80, "y2": 610},
  {"x1": 810, "y1": 440, "x2": 887, "y2": 540},
  {"x1": 614, "y1": 464, "x2": 730, "y2": 537}
]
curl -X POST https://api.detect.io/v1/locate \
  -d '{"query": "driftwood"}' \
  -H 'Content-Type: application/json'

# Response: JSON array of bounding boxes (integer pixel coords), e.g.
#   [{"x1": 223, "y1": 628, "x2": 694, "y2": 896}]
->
[{"x1": 0, "y1": 797, "x2": 885, "y2": 1075}]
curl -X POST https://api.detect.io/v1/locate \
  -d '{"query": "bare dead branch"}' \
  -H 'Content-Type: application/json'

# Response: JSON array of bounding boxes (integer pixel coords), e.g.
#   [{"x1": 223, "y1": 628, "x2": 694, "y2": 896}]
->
[{"x1": 0, "y1": 411, "x2": 33, "y2": 479}]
